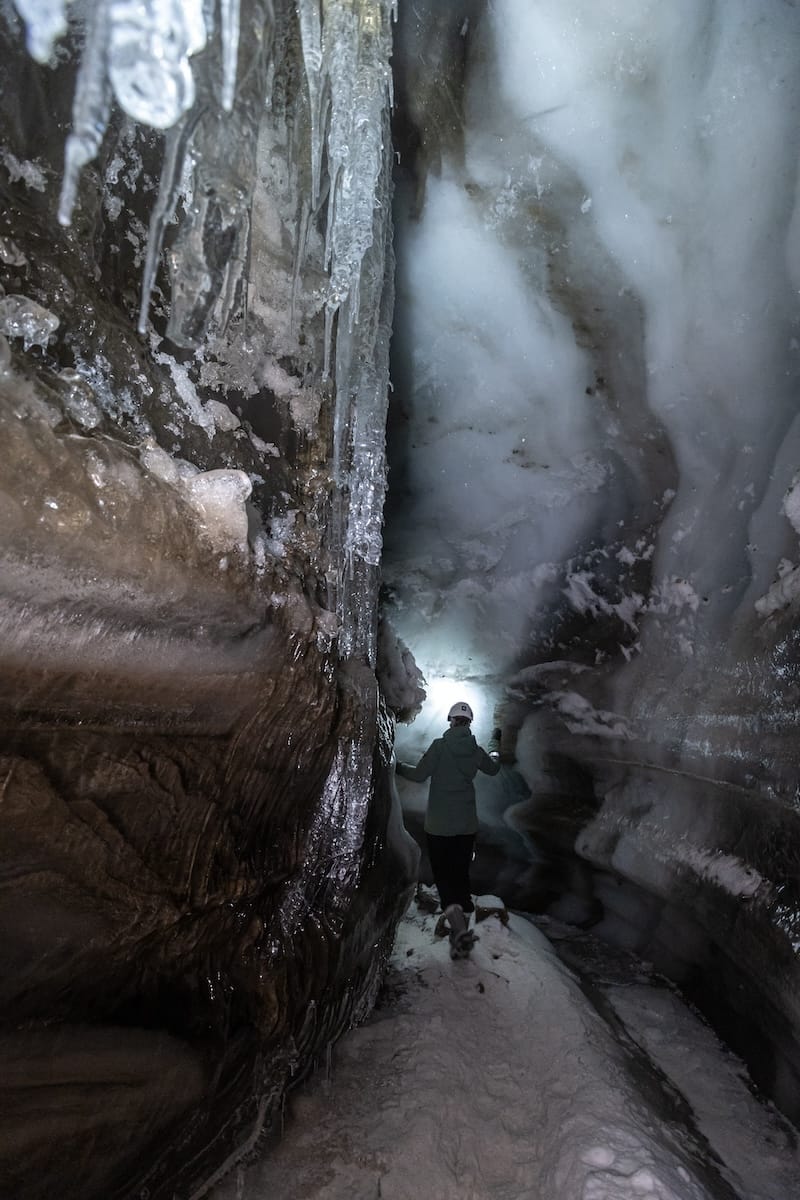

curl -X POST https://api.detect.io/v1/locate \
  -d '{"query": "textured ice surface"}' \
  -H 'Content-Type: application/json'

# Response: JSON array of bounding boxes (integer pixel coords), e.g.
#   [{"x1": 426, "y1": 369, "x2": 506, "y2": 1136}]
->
[
  {"x1": 58, "y1": 0, "x2": 112, "y2": 225},
  {"x1": 56, "y1": 368, "x2": 102, "y2": 428},
  {"x1": 0, "y1": 294, "x2": 59, "y2": 349},
  {"x1": 387, "y1": 0, "x2": 800, "y2": 784},
  {"x1": 183, "y1": 468, "x2": 252, "y2": 553}
]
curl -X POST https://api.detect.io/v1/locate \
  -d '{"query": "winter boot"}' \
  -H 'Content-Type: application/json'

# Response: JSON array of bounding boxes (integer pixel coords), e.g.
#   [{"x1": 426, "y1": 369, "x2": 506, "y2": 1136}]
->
[{"x1": 444, "y1": 904, "x2": 478, "y2": 959}]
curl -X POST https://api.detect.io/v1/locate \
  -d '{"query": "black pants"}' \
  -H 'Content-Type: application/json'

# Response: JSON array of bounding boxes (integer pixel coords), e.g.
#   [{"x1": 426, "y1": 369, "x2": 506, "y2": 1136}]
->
[{"x1": 426, "y1": 833, "x2": 475, "y2": 913}]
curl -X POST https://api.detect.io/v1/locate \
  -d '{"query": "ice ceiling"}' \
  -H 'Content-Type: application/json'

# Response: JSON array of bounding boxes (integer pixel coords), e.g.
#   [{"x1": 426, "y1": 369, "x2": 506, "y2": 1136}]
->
[{"x1": 3, "y1": 1, "x2": 800, "y2": 1196}]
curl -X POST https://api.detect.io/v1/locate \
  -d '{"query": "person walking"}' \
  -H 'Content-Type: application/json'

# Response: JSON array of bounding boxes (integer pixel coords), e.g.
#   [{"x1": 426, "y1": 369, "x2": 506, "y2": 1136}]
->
[{"x1": 396, "y1": 701, "x2": 500, "y2": 956}]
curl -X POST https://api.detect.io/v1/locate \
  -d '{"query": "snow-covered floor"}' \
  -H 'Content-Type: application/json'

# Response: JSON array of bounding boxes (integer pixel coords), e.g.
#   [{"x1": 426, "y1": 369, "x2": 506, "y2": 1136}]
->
[{"x1": 213, "y1": 898, "x2": 800, "y2": 1200}]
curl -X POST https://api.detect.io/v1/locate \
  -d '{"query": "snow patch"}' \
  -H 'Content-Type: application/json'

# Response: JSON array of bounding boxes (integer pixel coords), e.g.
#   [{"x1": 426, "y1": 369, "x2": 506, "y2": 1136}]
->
[
  {"x1": 549, "y1": 690, "x2": 634, "y2": 740},
  {"x1": 376, "y1": 619, "x2": 426, "y2": 723},
  {"x1": 0, "y1": 148, "x2": 47, "y2": 190},
  {"x1": 678, "y1": 846, "x2": 764, "y2": 899},
  {"x1": 755, "y1": 563, "x2": 800, "y2": 618},
  {"x1": 203, "y1": 398, "x2": 241, "y2": 434}
]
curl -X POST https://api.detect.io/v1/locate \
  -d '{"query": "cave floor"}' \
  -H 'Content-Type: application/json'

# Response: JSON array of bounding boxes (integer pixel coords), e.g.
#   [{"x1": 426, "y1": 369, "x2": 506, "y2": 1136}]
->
[{"x1": 212, "y1": 902, "x2": 800, "y2": 1200}]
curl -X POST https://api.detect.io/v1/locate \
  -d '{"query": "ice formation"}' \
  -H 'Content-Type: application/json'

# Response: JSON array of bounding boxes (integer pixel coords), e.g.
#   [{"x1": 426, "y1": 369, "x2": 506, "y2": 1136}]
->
[
  {"x1": 16, "y1": 0, "x2": 395, "y2": 363},
  {"x1": 11, "y1": 0, "x2": 398, "y2": 642},
  {"x1": 12, "y1": 0, "x2": 67, "y2": 63},
  {"x1": 0, "y1": 293, "x2": 59, "y2": 349},
  {"x1": 386, "y1": 0, "x2": 800, "y2": 712}
]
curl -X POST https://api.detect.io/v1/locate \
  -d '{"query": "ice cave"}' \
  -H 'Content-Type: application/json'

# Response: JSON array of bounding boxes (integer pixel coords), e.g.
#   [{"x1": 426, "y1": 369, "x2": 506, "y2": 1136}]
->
[{"x1": 1, "y1": 2, "x2": 800, "y2": 1198}]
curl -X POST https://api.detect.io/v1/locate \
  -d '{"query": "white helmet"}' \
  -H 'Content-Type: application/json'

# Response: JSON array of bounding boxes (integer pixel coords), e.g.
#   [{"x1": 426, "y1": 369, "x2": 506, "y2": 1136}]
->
[{"x1": 447, "y1": 701, "x2": 473, "y2": 721}]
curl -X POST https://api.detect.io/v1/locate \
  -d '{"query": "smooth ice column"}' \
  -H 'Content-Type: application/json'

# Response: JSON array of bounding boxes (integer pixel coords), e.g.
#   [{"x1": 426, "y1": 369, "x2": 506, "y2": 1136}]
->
[
  {"x1": 108, "y1": 0, "x2": 206, "y2": 129},
  {"x1": 58, "y1": 0, "x2": 112, "y2": 226},
  {"x1": 12, "y1": 0, "x2": 68, "y2": 62}
]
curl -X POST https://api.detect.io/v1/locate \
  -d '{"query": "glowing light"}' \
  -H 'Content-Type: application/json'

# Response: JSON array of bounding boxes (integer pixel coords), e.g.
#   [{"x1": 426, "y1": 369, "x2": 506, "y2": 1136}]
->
[
  {"x1": 421, "y1": 676, "x2": 486, "y2": 727},
  {"x1": 394, "y1": 669, "x2": 502, "y2": 765}
]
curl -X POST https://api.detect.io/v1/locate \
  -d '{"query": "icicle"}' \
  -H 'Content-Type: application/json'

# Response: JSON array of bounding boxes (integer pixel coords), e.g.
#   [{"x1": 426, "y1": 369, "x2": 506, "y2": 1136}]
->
[
  {"x1": 202, "y1": 0, "x2": 216, "y2": 38},
  {"x1": 296, "y1": 0, "x2": 323, "y2": 208},
  {"x1": 318, "y1": 2, "x2": 393, "y2": 331},
  {"x1": 290, "y1": 198, "x2": 311, "y2": 334},
  {"x1": 12, "y1": 0, "x2": 68, "y2": 63},
  {"x1": 137, "y1": 112, "x2": 200, "y2": 334},
  {"x1": 323, "y1": 303, "x2": 335, "y2": 381},
  {"x1": 219, "y1": 0, "x2": 241, "y2": 112},
  {"x1": 107, "y1": 0, "x2": 206, "y2": 130},
  {"x1": 58, "y1": 0, "x2": 112, "y2": 226}
]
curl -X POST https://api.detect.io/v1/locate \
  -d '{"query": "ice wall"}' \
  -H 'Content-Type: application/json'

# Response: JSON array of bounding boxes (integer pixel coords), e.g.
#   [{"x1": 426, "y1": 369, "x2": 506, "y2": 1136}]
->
[
  {"x1": 0, "y1": 2, "x2": 410, "y2": 1198},
  {"x1": 388, "y1": 0, "x2": 800, "y2": 786}
]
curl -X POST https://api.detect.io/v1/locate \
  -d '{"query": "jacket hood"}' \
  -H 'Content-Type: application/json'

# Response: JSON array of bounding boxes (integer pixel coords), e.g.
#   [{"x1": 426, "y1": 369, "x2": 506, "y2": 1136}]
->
[{"x1": 443, "y1": 725, "x2": 477, "y2": 758}]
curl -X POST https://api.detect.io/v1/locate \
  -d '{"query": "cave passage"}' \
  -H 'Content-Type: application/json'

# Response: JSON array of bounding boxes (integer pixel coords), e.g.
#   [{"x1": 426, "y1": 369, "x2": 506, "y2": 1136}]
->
[
  {"x1": 1, "y1": 2, "x2": 800, "y2": 1199},
  {"x1": 382, "y1": 0, "x2": 800, "y2": 1135}
]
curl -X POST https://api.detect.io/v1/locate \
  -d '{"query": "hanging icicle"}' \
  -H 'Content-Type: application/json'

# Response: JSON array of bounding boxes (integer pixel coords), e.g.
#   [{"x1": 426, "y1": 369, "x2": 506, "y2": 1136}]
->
[
  {"x1": 58, "y1": 0, "x2": 112, "y2": 226},
  {"x1": 305, "y1": 1, "x2": 394, "y2": 377},
  {"x1": 107, "y1": 0, "x2": 207, "y2": 129},
  {"x1": 14, "y1": 0, "x2": 394, "y2": 368},
  {"x1": 219, "y1": 0, "x2": 241, "y2": 111},
  {"x1": 12, "y1": 0, "x2": 68, "y2": 62}
]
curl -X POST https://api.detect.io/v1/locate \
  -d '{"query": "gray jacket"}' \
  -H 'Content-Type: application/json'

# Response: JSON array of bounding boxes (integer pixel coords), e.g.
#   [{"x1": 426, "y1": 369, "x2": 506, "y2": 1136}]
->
[{"x1": 396, "y1": 725, "x2": 500, "y2": 836}]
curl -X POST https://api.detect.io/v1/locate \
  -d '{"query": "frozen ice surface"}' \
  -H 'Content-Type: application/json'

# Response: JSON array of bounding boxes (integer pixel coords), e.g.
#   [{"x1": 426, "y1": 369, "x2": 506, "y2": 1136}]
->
[
  {"x1": 0, "y1": 237, "x2": 28, "y2": 266},
  {"x1": 376, "y1": 618, "x2": 426, "y2": 723},
  {"x1": 140, "y1": 442, "x2": 199, "y2": 486},
  {"x1": 56, "y1": 368, "x2": 102, "y2": 429},
  {"x1": 548, "y1": 690, "x2": 635, "y2": 740},
  {"x1": 0, "y1": 149, "x2": 46, "y2": 191},
  {"x1": 296, "y1": 0, "x2": 323, "y2": 205},
  {"x1": 139, "y1": 441, "x2": 251, "y2": 553},
  {"x1": 384, "y1": 0, "x2": 800, "y2": 732},
  {"x1": 316, "y1": 0, "x2": 395, "y2": 371},
  {"x1": 204, "y1": 398, "x2": 241, "y2": 434},
  {"x1": 755, "y1": 564, "x2": 800, "y2": 618}
]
